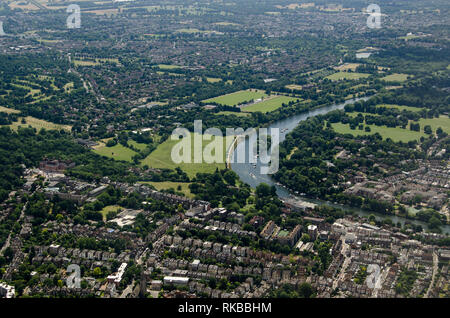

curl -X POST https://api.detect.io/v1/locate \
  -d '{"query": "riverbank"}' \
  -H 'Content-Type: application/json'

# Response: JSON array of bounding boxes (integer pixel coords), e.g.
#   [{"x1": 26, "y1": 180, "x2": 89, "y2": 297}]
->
[{"x1": 229, "y1": 97, "x2": 450, "y2": 234}]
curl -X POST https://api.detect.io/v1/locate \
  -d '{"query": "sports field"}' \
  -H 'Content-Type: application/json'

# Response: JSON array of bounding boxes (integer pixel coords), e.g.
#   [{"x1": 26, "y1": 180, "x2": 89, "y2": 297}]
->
[
  {"x1": 141, "y1": 132, "x2": 233, "y2": 178},
  {"x1": 202, "y1": 89, "x2": 268, "y2": 106}
]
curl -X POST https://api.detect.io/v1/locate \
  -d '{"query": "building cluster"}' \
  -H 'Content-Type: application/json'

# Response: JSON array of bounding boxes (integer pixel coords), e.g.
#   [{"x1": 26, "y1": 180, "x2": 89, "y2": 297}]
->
[
  {"x1": 306, "y1": 218, "x2": 450, "y2": 298},
  {"x1": 1, "y1": 158, "x2": 448, "y2": 299},
  {"x1": 260, "y1": 221, "x2": 302, "y2": 246}
]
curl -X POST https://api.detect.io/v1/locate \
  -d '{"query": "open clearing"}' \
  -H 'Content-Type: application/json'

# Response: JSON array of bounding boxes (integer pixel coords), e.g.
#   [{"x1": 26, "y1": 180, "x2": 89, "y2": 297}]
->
[
  {"x1": 417, "y1": 116, "x2": 450, "y2": 134},
  {"x1": 100, "y1": 205, "x2": 122, "y2": 222},
  {"x1": 141, "y1": 132, "x2": 233, "y2": 178},
  {"x1": 93, "y1": 143, "x2": 138, "y2": 162},
  {"x1": 206, "y1": 77, "x2": 222, "y2": 83},
  {"x1": 381, "y1": 73, "x2": 410, "y2": 82},
  {"x1": 376, "y1": 104, "x2": 422, "y2": 112},
  {"x1": 214, "y1": 22, "x2": 240, "y2": 26},
  {"x1": 0, "y1": 106, "x2": 20, "y2": 114},
  {"x1": 325, "y1": 72, "x2": 371, "y2": 81},
  {"x1": 334, "y1": 63, "x2": 361, "y2": 71},
  {"x1": 128, "y1": 140, "x2": 148, "y2": 151},
  {"x1": 6, "y1": 116, "x2": 71, "y2": 132},
  {"x1": 138, "y1": 181, "x2": 194, "y2": 198},
  {"x1": 342, "y1": 113, "x2": 450, "y2": 135},
  {"x1": 157, "y1": 64, "x2": 183, "y2": 70},
  {"x1": 73, "y1": 58, "x2": 121, "y2": 67},
  {"x1": 331, "y1": 122, "x2": 424, "y2": 142},
  {"x1": 242, "y1": 95, "x2": 300, "y2": 113},
  {"x1": 202, "y1": 89, "x2": 268, "y2": 106},
  {"x1": 285, "y1": 84, "x2": 303, "y2": 90}
]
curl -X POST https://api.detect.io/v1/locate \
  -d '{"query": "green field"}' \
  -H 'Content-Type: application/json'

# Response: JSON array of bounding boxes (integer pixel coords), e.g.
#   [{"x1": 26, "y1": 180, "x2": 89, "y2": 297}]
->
[
  {"x1": 285, "y1": 84, "x2": 303, "y2": 91},
  {"x1": 73, "y1": 58, "x2": 121, "y2": 67},
  {"x1": 128, "y1": 140, "x2": 148, "y2": 151},
  {"x1": 417, "y1": 116, "x2": 450, "y2": 134},
  {"x1": 325, "y1": 72, "x2": 371, "y2": 81},
  {"x1": 202, "y1": 89, "x2": 268, "y2": 106},
  {"x1": 6, "y1": 116, "x2": 71, "y2": 132},
  {"x1": 175, "y1": 28, "x2": 219, "y2": 34},
  {"x1": 206, "y1": 77, "x2": 222, "y2": 83},
  {"x1": 381, "y1": 73, "x2": 409, "y2": 82},
  {"x1": 138, "y1": 181, "x2": 194, "y2": 198},
  {"x1": 93, "y1": 143, "x2": 138, "y2": 162},
  {"x1": 100, "y1": 205, "x2": 122, "y2": 222},
  {"x1": 141, "y1": 132, "x2": 233, "y2": 178},
  {"x1": 341, "y1": 113, "x2": 450, "y2": 136},
  {"x1": 0, "y1": 106, "x2": 20, "y2": 114},
  {"x1": 157, "y1": 64, "x2": 182, "y2": 70},
  {"x1": 331, "y1": 122, "x2": 424, "y2": 142},
  {"x1": 242, "y1": 96, "x2": 300, "y2": 113}
]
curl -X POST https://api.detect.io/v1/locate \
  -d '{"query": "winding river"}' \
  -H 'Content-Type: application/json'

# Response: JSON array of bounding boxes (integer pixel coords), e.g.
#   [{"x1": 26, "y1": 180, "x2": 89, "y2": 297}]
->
[{"x1": 230, "y1": 97, "x2": 450, "y2": 234}]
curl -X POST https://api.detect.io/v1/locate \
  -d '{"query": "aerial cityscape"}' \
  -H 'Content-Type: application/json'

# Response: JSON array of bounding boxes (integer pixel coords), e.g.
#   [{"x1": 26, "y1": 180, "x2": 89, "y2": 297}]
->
[{"x1": 0, "y1": 0, "x2": 449, "y2": 302}]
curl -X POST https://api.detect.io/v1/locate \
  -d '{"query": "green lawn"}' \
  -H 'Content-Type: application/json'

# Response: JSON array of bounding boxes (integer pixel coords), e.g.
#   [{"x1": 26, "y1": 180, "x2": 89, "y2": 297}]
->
[
  {"x1": 242, "y1": 96, "x2": 300, "y2": 113},
  {"x1": 381, "y1": 73, "x2": 410, "y2": 82},
  {"x1": 157, "y1": 64, "x2": 182, "y2": 70},
  {"x1": 417, "y1": 116, "x2": 450, "y2": 134},
  {"x1": 325, "y1": 72, "x2": 371, "y2": 81},
  {"x1": 206, "y1": 77, "x2": 222, "y2": 83},
  {"x1": 7, "y1": 116, "x2": 71, "y2": 132},
  {"x1": 202, "y1": 89, "x2": 268, "y2": 106},
  {"x1": 138, "y1": 181, "x2": 194, "y2": 198},
  {"x1": 341, "y1": 113, "x2": 450, "y2": 136},
  {"x1": 141, "y1": 132, "x2": 234, "y2": 178},
  {"x1": 93, "y1": 143, "x2": 138, "y2": 162},
  {"x1": 100, "y1": 205, "x2": 122, "y2": 221},
  {"x1": 331, "y1": 122, "x2": 424, "y2": 142},
  {"x1": 128, "y1": 140, "x2": 148, "y2": 151},
  {"x1": 0, "y1": 106, "x2": 20, "y2": 114}
]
